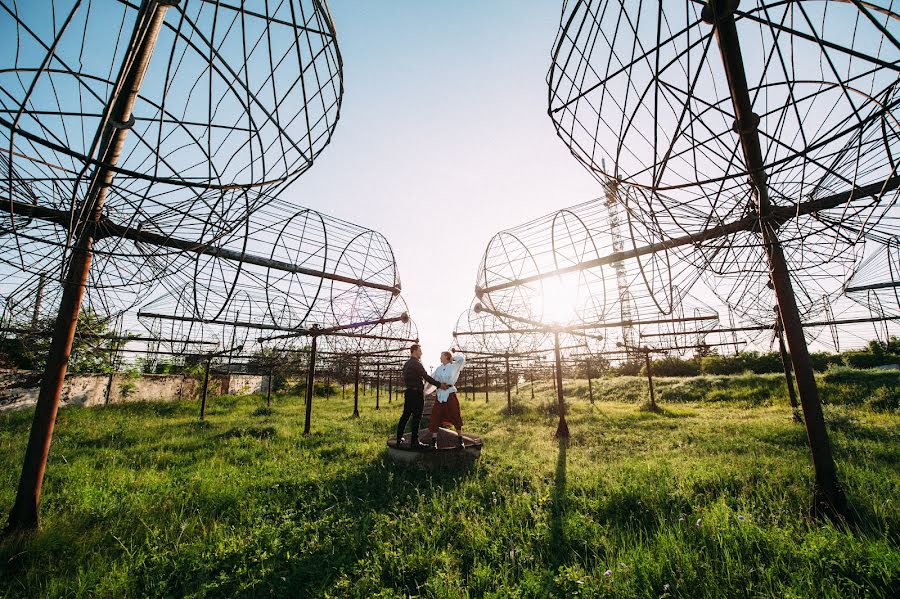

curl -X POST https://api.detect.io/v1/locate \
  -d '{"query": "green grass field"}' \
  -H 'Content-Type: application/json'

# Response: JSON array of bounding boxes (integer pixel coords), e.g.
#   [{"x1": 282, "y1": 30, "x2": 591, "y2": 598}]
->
[{"x1": 1, "y1": 373, "x2": 898, "y2": 598}]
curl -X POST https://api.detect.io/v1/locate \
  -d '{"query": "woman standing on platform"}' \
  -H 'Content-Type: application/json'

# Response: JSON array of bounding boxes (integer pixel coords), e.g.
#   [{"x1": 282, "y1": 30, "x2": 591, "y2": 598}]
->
[{"x1": 427, "y1": 350, "x2": 466, "y2": 448}]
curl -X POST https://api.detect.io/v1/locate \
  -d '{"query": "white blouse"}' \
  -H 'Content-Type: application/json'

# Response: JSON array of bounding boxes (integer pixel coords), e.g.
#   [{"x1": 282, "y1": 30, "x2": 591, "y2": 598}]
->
[{"x1": 426, "y1": 352, "x2": 466, "y2": 403}]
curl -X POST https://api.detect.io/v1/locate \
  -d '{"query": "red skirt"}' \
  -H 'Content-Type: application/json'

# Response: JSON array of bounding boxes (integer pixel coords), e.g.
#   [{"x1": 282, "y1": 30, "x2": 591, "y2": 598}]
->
[{"x1": 428, "y1": 392, "x2": 463, "y2": 432}]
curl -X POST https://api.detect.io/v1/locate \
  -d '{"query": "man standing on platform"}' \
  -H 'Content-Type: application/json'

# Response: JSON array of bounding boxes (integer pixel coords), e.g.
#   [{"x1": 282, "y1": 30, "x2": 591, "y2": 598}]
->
[{"x1": 396, "y1": 344, "x2": 446, "y2": 449}]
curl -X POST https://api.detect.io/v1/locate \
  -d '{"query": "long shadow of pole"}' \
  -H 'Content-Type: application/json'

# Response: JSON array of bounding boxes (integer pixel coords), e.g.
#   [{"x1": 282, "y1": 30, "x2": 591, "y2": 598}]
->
[{"x1": 550, "y1": 437, "x2": 568, "y2": 568}]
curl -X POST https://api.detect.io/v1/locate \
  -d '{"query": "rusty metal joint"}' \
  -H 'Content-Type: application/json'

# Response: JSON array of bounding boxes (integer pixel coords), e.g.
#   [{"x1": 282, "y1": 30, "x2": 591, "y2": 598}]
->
[
  {"x1": 732, "y1": 112, "x2": 760, "y2": 135},
  {"x1": 109, "y1": 115, "x2": 135, "y2": 130},
  {"x1": 701, "y1": 0, "x2": 740, "y2": 25}
]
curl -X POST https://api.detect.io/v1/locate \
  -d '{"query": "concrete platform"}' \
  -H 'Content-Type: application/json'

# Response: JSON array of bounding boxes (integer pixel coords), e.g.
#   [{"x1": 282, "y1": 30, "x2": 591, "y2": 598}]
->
[{"x1": 387, "y1": 428, "x2": 483, "y2": 469}]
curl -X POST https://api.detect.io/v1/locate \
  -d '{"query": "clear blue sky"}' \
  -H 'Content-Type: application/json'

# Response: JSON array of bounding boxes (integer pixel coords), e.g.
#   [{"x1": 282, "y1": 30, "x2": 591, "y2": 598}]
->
[{"x1": 282, "y1": 1, "x2": 601, "y2": 361}]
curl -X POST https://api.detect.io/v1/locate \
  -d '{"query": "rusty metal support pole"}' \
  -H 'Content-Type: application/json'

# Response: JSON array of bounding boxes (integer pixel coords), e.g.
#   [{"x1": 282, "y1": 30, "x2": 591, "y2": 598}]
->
[
  {"x1": 530, "y1": 369, "x2": 535, "y2": 400},
  {"x1": 0, "y1": 303, "x2": 10, "y2": 341},
  {"x1": 704, "y1": 0, "x2": 846, "y2": 519},
  {"x1": 104, "y1": 315, "x2": 121, "y2": 407},
  {"x1": 768, "y1": 238, "x2": 846, "y2": 516},
  {"x1": 104, "y1": 371, "x2": 115, "y2": 406},
  {"x1": 375, "y1": 364, "x2": 381, "y2": 410},
  {"x1": 303, "y1": 336, "x2": 317, "y2": 435},
  {"x1": 644, "y1": 352, "x2": 657, "y2": 410},
  {"x1": 505, "y1": 353, "x2": 511, "y2": 414},
  {"x1": 775, "y1": 313, "x2": 801, "y2": 423},
  {"x1": 266, "y1": 368, "x2": 273, "y2": 408},
  {"x1": 554, "y1": 332, "x2": 569, "y2": 439},
  {"x1": 587, "y1": 359, "x2": 594, "y2": 404},
  {"x1": 484, "y1": 361, "x2": 489, "y2": 403},
  {"x1": 199, "y1": 358, "x2": 211, "y2": 420},
  {"x1": 6, "y1": 0, "x2": 171, "y2": 532},
  {"x1": 31, "y1": 274, "x2": 46, "y2": 328},
  {"x1": 352, "y1": 353, "x2": 360, "y2": 418},
  {"x1": 388, "y1": 371, "x2": 393, "y2": 403}
]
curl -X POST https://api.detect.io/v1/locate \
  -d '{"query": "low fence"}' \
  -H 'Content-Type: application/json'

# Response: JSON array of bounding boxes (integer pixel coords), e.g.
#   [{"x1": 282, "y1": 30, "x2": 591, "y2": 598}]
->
[{"x1": 0, "y1": 370, "x2": 269, "y2": 412}]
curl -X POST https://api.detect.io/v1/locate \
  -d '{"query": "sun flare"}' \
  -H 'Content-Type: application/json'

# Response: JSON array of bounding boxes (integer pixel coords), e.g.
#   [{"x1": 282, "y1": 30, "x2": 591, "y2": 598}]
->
[{"x1": 540, "y1": 275, "x2": 581, "y2": 325}]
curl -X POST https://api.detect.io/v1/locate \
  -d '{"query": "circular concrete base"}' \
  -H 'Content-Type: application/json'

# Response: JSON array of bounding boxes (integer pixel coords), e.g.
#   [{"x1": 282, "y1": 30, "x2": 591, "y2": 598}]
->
[{"x1": 387, "y1": 428, "x2": 483, "y2": 469}]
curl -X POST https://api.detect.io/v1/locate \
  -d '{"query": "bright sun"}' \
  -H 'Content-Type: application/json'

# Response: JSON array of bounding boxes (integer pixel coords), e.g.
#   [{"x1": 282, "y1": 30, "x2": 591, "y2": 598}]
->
[{"x1": 540, "y1": 275, "x2": 580, "y2": 325}]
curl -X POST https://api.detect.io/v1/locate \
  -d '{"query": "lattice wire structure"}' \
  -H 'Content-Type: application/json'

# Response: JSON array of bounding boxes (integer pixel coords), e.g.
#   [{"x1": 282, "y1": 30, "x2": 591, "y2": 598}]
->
[
  {"x1": 452, "y1": 301, "x2": 559, "y2": 415},
  {"x1": 472, "y1": 194, "x2": 733, "y2": 433},
  {"x1": 2, "y1": 0, "x2": 343, "y2": 531},
  {"x1": 453, "y1": 299, "x2": 548, "y2": 356},
  {"x1": 546, "y1": 0, "x2": 900, "y2": 518},
  {"x1": 136, "y1": 198, "x2": 401, "y2": 342},
  {"x1": 313, "y1": 295, "x2": 418, "y2": 421},
  {"x1": 474, "y1": 197, "x2": 718, "y2": 347},
  {"x1": 475, "y1": 196, "x2": 710, "y2": 332},
  {"x1": 133, "y1": 202, "x2": 414, "y2": 433},
  {"x1": 846, "y1": 236, "x2": 900, "y2": 321}
]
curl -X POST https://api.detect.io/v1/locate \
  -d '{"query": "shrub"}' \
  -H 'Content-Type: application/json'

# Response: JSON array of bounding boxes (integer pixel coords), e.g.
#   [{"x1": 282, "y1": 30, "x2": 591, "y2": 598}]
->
[
  {"x1": 700, "y1": 354, "x2": 745, "y2": 375},
  {"x1": 118, "y1": 370, "x2": 141, "y2": 399},
  {"x1": 699, "y1": 352, "x2": 783, "y2": 375},
  {"x1": 810, "y1": 352, "x2": 843, "y2": 371},
  {"x1": 608, "y1": 360, "x2": 642, "y2": 376},
  {"x1": 315, "y1": 382, "x2": 336, "y2": 396},
  {"x1": 820, "y1": 367, "x2": 900, "y2": 407},
  {"x1": 642, "y1": 356, "x2": 700, "y2": 377},
  {"x1": 841, "y1": 351, "x2": 900, "y2": 370}
]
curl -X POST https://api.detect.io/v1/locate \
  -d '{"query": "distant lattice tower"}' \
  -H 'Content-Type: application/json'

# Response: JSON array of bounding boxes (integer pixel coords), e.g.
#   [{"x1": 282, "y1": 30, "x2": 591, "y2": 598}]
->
[{"x1": 602, "y1": 164, "x2": 635, "y2": 350}]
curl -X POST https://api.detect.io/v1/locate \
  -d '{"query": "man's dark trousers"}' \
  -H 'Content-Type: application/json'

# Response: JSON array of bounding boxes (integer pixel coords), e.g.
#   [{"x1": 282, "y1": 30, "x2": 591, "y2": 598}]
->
[{"x1": 396, "y1": 388, "x2": 424, "y2": 442}]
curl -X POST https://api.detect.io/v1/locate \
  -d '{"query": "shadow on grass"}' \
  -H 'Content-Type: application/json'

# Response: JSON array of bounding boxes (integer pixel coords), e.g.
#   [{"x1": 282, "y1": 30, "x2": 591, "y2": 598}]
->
[
  {"x1": 550, "y1": 438, "x2": 568, "y2": 569},
  {"x1": 635, "y1": 402, "x2": 686, "y2": 419},
  {"x1": 217, "y1": 426, "x2": 276, "y2": 440},
  {"x1": 229, "y1": 453, "x2": 471, "y2": 596}
]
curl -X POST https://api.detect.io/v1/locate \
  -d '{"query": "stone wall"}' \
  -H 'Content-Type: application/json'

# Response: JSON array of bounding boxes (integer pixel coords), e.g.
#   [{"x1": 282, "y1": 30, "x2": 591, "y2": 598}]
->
[{"x1": 0, "y1": 370, "x2": 268, "y2": 412}]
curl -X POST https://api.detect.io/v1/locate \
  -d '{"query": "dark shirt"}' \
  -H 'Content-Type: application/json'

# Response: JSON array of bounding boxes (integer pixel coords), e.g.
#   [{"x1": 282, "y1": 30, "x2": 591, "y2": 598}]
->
[{"x1": 402, "y1": 357, "x2": 440, "y2": 390}]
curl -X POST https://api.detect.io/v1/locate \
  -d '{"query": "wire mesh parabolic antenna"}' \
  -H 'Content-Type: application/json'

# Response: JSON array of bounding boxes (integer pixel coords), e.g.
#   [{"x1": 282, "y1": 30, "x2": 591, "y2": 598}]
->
[
  {"x1": 846, "y1": 235, "x2": 900, "y2": 316},
  {"x1": 549, "y1": 0, "x2": 898, "y2": 207},
  {"x1": 1, "y1": 0, "x2": 344, "y2": 320},
  {"x1": 329, "y1": 229, "x2": 400, "y2": 327},
  {"x1": 477, "y1": 229, "x2": 544, "y2": 325},
  {"x1": 549, "y1": 0, "x2": 900, "y2": 321},
  {"x1": 141, "y1": 199, "x2": 400, "y2": 336},
  {"x1": 453, "y1": 299, "x2": 547, "y2": 355},
  {"x1": 1, "y1": 0, "x2": 342, "y2": 222}
]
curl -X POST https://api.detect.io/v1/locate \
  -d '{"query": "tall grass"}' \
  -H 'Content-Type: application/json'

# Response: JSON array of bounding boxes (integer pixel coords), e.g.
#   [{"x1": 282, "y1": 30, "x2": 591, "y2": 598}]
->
[{"x1": 0, "y1": 373, "x2": 897, "y2": 598}]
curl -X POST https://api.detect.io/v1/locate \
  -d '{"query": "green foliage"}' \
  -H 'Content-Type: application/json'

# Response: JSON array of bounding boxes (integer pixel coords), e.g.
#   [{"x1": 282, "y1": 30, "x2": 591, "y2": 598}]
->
[
  {"x1": 117, "y1": 370, "x2": 141, "y2": 399},
  {"x1": 700, "y1": 351, "x2": 784, "y2": 376},
  {"x1": 842, "y1": 351, "x2": 900, "y2": 370},
  {"x1": 1, "y1": 379, "x2": 898, "y2": 597},
  {"x1": 0, "y1": 309, "x2": 122, "y2": 374},
  {"x1": 316, "y1": 382, "x2": 336, "y2": 397},
  {"x1": 642, "y1": 355, "x2": 700, "y2": 377},
  {"x1": 575, "y1": 356, "x2": 609, "y2": 379},
  {"x1": 609, "y1": 359, "x2": 642, "y2": 376},
  {"x1": 810, "y1": 351, "x2": 844, "y2": 371},
  {"x1": 697, "y1": 342, "x2": 900, "y2": 378},
  {"x1": 820, "y1": 368, "x2": 900, "y2": 412}
]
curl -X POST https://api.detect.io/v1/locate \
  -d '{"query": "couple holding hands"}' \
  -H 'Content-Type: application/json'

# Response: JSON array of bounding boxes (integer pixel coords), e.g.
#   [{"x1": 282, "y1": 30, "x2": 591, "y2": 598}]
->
[{"x1": 396, "y1": 344, "x2": 466, "y2": 450}]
